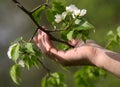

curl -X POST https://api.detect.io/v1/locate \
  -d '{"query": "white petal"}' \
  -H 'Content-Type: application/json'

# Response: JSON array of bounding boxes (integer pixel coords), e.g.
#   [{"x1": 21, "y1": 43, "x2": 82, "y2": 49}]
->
[
  {"x1": 79, "y1": 9, "x2": 87, "y2": 16},
  {"x1": 55, "y1": 14, "x2": 62, "y2": 23},
  {"x1": 66, "y1": 4, "x2": 78, "y2": 12},
  {"x1": 74, "y1": 9, "x2": 80, "y2": 16},
  {"x1": 72, "y1": 13, "x2": 76, "y2": 19},
  {"x1": 18, "y1": 60, "x2": 25, "y2": 67},
  {"x1": 61, "y1": 12, "x2": 67, "y2": 19}
]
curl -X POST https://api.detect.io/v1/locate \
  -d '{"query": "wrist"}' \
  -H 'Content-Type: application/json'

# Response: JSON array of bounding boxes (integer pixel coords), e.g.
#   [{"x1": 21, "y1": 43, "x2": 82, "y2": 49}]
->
[{"x1": 91, "y1": 47, "x2": 108, "y2": 68}]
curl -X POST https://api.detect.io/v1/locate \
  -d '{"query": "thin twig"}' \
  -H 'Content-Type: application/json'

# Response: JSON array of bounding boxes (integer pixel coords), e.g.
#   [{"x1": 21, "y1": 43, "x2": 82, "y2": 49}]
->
[
  {"x1": 48, "y1": 24, "x2": 71, "y2": 32},
  {"x1": 37, "y1": 58, "x2": 51, "y2": 74},
  {"x1": 30, "y1": 3, "x2": 48, "y2": 14},
  {"x1": 29, "y1": 28, "x2": 39, "y2": 42},
  {"x1": 105, "y1": 40, "x2": 112, "y2": 48},
  {"x1": 47, "y1": 29, "x2": 66, "y2": 32}
]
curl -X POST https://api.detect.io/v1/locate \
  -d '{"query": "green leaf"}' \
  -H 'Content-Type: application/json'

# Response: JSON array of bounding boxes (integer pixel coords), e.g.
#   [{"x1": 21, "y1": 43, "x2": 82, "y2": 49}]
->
[
  {"x1": 117, "y1": 26, "x2": 120, "y2": 37},
  {"x1": 22, "y1": 55, "x2": 39, "y2": 69},
  {"x1": 67, "y1": 30, "x2": 74, "y2": 40},
  {"x1": 32, "y1": 5, "x2": 45, "y2": 24},
  {"x1": 107, "y1": 30, "x2": 114, "y2": 36},
  {"x1": 61, "y1": 30, "x2": 69, "y2": 41},
  {"x1": 22, "y1": 55, "x2": 32, "y2": 69},
  {"x1": 41, "y1": 77, "x2": 48, "y2": 87},
  {"x1": 10, "y1": 44, "x2": 20, "y2": 62},
  {"x1": 46, "y1": 9, "x2": 55, "y2": 24},
  {"x1": 52, "y1": 2, "x2": 65, "y2": 14},
  {"x1": 74, "y1": 66, "x2": 106, "y2": 87},
  {"x1": 25, "y1": 43, "x2": 34, "y2": 53},
  {"x1": 41, "y1": 73, "x2": 66, "y2": 87},
  {"x1": 74, "y1": 21, "x2": 94, "y2": 30},
  {"x1": 57, "y1": 43, "x2": 69, "y2": 50},
  {"x1": 10, "y1": 64, "x2": 21, "y2": 84}
]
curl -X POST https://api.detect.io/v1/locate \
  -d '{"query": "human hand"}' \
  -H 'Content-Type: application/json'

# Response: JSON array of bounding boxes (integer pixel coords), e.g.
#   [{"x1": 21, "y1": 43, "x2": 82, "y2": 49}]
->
[{"x1": 33, "y1": 29, "x2": 103, "y2": 66}]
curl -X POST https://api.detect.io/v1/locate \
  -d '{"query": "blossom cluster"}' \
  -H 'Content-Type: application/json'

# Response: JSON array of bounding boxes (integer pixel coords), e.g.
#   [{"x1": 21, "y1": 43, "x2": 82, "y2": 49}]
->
[{"x1": 55, "y1": 4, "x2": 87, "y2": 23}]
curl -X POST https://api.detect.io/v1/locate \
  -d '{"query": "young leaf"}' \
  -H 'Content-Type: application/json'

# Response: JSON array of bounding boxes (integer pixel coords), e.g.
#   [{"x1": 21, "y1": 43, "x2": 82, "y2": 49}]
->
[
  {"x1": 74, "y1": 21, "x2": 94, "y2": 30},
  {"x1": 52, "y1": 2, "x2": 65, "y2": 14},
  {"x1": 67, "y1": 30, "x2": 74, "y2": 40},
  {"x1": 46, "y1": 8, "x2": 55, "y2": 24},
  {"x1": 25, "y1": 43, "x2": 34, "y2": 53},
  {"x1": 107, "y1": 30, "x2": 114, "y2": 36},
  {"x1": 10, "y1": 64, "x2": 21, "y2": 84},
  {"x1": 117, "y1": 26, "x2": 120, "y2": 37},
  {"x1": 41, "y1": 77, "x2": 48, "y2": 87},
  {"x1": 74, "y1": 66, "x2": 106, "y2": 87},
  {"x1": 32, "y1": 5, "x2": 46, "y2": 24},
  {"x1": 22, "y1": 54, "x2": 39, "y2": 69},
  {"x1": 22, "y1": 55, "x2": 33, "y2": 69},
  {"x1": 10, "y1": 43, "x2": 20, "y2": 62},
  {"x1": 42, "y1": 73, "x2": 66, "y2": 87}
]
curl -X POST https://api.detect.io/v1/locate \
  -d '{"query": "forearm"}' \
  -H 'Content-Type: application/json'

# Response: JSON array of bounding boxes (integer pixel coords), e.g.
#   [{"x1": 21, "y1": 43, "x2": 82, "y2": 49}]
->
[{"x1": 96, "y1": 49, "x2": 120, "y2": 77}]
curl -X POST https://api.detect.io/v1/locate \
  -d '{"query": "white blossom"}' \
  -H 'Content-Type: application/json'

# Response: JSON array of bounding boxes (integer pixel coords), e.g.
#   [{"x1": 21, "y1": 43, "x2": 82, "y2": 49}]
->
[
  {"x1": 18, "y1": 60, "x2": 25, "y2": 67},
  {"x1": 72, "y1": 9, "x2": 87, "y2": 18},
  {"x1": 79, "y1": 9, "x2": 87, "y2": 16},
  {"x1": 7, "y1": 43, "x2": 17, "y2": 59},
  {"x1": 55, "y1": 12, "x2": 67, "y2": 23},
  {"x1": 61, "y1": 12, "x2": 67, "y2": 19},
  {"x1": 55, "y1": 4, "x2": 87, "y2": 23},
  {"x1": 66, "y1": 4, "x2": 78, "y2": 13},
  {"x1": 72, "y1": 9, "x2": 81, "y2": 18},
  {"x1": 55, "y1": 14, "x2": 62, "y2": 23}
]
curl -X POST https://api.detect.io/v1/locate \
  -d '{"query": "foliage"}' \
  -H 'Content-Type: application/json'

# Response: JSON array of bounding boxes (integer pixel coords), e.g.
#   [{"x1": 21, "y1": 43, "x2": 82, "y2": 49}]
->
[
  {"x1": 74, "y1": 66, "x2": 106, "y2": 87},
  {"x1": 8, "y1": 37, "x2": 40, "y2": 84},
  {"x1": 8, "y1": 0, "x2": 120, "y2": 87},
  {"x1": 42, "y1": 73, "x2": 67, "y2": 87},
  {"x1": 106, "y1": 26, "x2": 120, "y2": 49}
]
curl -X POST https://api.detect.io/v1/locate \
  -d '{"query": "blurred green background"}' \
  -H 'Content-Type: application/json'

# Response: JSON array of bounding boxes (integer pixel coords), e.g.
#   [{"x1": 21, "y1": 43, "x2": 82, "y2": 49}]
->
[{"x1": 0, "y1": 0, "x2": 120, "y2": 87}]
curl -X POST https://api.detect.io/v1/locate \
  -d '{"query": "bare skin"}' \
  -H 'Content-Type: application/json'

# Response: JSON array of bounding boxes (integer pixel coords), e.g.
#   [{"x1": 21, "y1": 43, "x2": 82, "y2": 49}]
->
[{"x1": 34, "y1": 29, "x2": 120, "y2": 77}]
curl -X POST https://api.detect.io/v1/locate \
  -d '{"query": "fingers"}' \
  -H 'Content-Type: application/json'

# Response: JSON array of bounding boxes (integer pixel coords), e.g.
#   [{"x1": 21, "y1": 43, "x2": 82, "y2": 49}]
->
[{"x1": 33, "y1": 29, "x2": 53, "y2": 53}]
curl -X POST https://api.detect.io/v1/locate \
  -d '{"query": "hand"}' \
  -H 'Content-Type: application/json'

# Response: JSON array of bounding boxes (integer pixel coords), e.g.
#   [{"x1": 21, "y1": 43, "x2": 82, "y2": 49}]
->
[{"x1": 33, "y1": 29, "x2": 103, "y2": 66}]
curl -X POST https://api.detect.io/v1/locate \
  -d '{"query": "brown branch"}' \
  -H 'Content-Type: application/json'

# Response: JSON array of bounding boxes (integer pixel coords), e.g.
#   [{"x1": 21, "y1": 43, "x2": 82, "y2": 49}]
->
[
  {"x1": 12, "y1": 0, "x2": 45, "y2": 31},
  {"x1": 12, "y1": 0, "x2": 74, "y2": 48},
  {"x1": 37, "y1": 58, "x2": 51, "y2": 74},
  {"x1": 29, "y1": 28, "x2": 39, "y2": 42}
]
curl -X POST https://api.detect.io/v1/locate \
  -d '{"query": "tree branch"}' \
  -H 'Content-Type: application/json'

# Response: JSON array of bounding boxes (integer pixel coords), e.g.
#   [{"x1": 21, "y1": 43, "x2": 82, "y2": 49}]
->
[
  {"x1": 47, "y1": 24, "x2": 71, "y2": 32},
  {"x1": 37, "y1": 58, "x2": 51, "y2": 74},
  {"x1": 12, "y1": 0, "x2": 74, "y2": 48},
  {"x1": 12, "y1": 0, "x2": 45, "y2": 31}
]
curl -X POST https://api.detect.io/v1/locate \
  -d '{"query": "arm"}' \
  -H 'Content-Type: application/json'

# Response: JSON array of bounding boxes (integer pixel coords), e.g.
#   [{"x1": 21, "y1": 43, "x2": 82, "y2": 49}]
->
[
  {"x1": 34, "y1": 29, "x2": 120, "y2": 77},
  {"x1": 95, "y1": 49, "x2": 120, "y2": 77}
]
